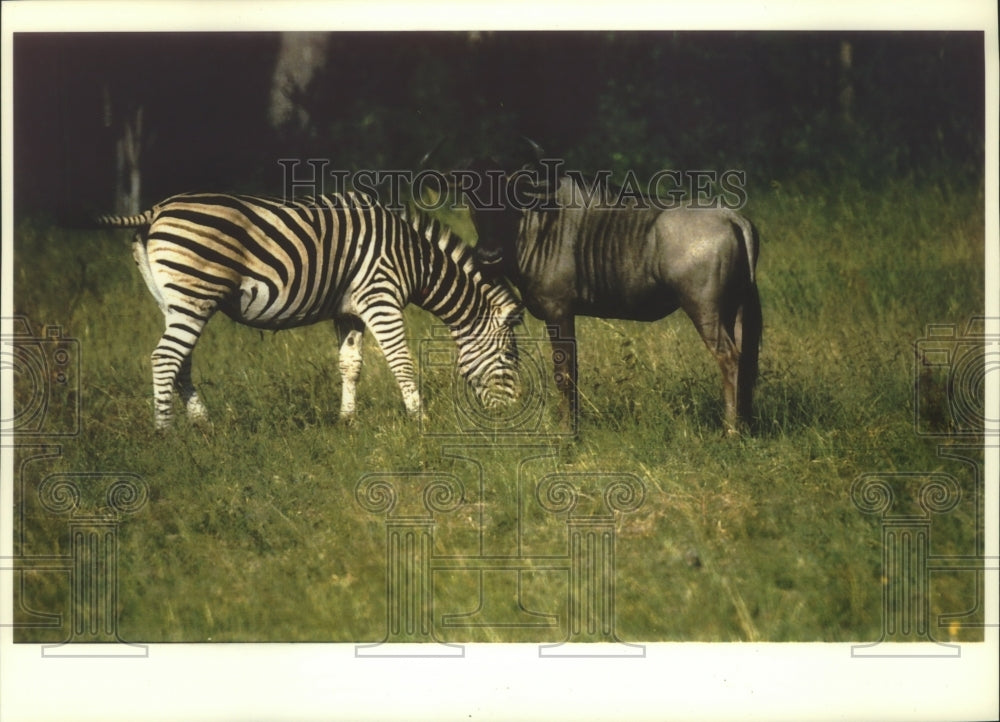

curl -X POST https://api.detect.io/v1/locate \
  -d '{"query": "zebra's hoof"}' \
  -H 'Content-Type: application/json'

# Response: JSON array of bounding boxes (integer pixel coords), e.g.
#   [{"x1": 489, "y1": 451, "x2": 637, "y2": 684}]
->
[{"x1": 188, "y1": 413, "x2": 211, "y2": 428}]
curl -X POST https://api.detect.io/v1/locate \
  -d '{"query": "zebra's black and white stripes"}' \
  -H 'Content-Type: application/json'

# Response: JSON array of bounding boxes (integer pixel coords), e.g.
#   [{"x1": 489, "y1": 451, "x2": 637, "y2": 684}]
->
[{"x1": 96, "y1": 192, "x2": 522, "y2": 428}]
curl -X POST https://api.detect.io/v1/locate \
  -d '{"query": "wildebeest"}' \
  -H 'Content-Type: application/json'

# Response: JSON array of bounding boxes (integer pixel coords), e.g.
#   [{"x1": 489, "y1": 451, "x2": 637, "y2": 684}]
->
[{"x1": 462, "y1": 152, "x2": 762, "y2": 434}]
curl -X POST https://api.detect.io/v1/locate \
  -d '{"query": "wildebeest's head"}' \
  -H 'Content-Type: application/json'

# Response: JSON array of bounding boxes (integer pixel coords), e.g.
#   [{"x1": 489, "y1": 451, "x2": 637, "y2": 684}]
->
[
  {"x1": 460, "y1": 139, "x2": 556, "y2": 279},
  {"x1": 456, "y1": 157, "x2": 523, "y2": 278}
]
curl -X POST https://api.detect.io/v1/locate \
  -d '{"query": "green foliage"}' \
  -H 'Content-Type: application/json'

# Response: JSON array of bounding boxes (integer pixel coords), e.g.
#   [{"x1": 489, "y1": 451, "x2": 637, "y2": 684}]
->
[
  {"x1": 294, "y1": 32, "x2": 984, "y2": 190},
  {"x1": 16, "y1": 32, "x2": 982, "y2": 214},
  {"x1": 12, "y1": 172, "x2": 985, "y2": 643}
]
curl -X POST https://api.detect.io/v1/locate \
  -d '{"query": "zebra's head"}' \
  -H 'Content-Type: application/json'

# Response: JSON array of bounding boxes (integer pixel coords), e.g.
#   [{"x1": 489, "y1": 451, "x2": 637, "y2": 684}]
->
[
  {"x1": 454, "y1": 293, "x2": 523, "y2": 411},
  {"x1": 400, "y1": 203, "x2": 523, "y2": 411}
]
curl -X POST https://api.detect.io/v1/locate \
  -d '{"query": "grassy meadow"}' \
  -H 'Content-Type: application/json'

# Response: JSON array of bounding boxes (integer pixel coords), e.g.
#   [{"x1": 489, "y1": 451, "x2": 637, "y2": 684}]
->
[{"x1": 10, "y1": 174, "x2": 986, "y2": 644}]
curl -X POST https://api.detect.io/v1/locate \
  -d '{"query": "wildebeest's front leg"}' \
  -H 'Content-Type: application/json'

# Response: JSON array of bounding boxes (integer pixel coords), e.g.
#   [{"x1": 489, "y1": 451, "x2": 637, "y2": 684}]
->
[{"x1": 546, "y1": 315, "x2": 577, "y2": 427}]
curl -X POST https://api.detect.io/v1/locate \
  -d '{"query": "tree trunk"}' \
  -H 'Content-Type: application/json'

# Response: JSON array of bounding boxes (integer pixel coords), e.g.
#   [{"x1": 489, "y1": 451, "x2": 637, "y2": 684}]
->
[
  {"x1": 269, "y1": 32, "x2": 329, "y2": 135},
  {"x1": 105, "y1": 83, "x2": 143, "y2": 215},
  {"x1": 114, "y1": 105, "x2": 143, "y2": 214},
  {"x1": 838, "y1": 38, "x2": 855, "y2": 127}
]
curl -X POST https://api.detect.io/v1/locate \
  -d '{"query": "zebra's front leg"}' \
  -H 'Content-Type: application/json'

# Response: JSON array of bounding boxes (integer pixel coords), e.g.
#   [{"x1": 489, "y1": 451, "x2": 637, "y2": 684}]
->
[
  {"x1": 335, "y1": 316, "x2": 366, "y2": 422},
  {"x1": 359, "y1": 303, "x2": 423, "y2": 419}
]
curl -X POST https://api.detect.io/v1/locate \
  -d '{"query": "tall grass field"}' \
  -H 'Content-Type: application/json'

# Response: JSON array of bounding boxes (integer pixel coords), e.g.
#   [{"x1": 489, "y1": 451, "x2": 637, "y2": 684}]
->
[{"x1": 10, "y1": 175, "x2": 986, "y2": 643}]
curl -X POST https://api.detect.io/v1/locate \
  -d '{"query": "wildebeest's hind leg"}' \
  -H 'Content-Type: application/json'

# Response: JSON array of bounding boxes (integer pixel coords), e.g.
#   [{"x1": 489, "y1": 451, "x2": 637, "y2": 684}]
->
[
  {"x1": 685, "y1": 307, "x2": 742, "y2": 435},
  {"x1": 546, "y1": 316, "x2": 578, "y2": 429}
]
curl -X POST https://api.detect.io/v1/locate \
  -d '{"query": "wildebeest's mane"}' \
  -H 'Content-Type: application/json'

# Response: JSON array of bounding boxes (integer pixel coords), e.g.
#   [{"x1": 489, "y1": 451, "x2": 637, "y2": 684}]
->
[{"x1": 524, "y1": 163, "x2": 672, "y2": 211}]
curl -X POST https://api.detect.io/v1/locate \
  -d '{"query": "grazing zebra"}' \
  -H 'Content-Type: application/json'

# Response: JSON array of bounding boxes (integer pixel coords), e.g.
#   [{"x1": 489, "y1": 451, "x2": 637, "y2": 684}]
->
[{"x1": 95, "y1": 191, "x2": 522, "y2": 429}]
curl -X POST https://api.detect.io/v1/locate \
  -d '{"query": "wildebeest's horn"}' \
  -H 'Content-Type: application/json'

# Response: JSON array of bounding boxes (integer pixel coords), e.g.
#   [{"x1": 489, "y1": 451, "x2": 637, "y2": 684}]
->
[
  {"x1": 522, "y1": 136, "x2": 546, "y2": 161},
  {"x1": 417, "y1": 137, "x2": 446, "y2": 169}
]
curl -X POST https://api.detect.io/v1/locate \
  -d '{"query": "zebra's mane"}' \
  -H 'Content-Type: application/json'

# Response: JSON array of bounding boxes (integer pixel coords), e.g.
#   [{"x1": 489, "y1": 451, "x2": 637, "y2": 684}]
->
[
  {"x1": 397, "y1": 204, "x2": 521, "y2": 314},
  {"x1": 269, "y1": 192, "x2": 490, "y2": 281},
  {"x1": 397, "y1": 205, "x2": 486, "y2": 282}
]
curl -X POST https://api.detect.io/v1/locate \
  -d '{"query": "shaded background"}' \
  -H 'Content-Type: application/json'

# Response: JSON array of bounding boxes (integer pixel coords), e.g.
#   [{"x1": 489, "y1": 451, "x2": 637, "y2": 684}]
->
[{"x1": 13, "y1": 31, "x2": 985, "y2": 217}]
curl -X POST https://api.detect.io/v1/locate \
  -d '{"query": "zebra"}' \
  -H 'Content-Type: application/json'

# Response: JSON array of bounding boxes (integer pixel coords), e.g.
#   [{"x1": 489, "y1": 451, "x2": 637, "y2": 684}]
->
[{"x1": 94, "y1": 191, "x2": 523, "y2": 429}]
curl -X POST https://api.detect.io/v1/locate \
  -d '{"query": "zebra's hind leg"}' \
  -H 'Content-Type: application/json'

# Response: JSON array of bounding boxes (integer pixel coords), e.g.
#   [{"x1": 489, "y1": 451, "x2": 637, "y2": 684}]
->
[
  {"x1": 335, "y1": 316, "x2": 365, "y2": 422},
  {"x1": 176, "y1": 356, "x2": 209, "y2": 424},
  {"x1": 150, "y1": 310, "x2": 211, "y2": 430}
]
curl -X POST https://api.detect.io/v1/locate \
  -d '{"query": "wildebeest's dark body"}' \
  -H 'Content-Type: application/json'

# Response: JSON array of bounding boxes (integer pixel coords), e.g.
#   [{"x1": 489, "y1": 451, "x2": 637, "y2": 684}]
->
[{"x1": 468, "y1": 161, "x2": 762, "y2": 433}]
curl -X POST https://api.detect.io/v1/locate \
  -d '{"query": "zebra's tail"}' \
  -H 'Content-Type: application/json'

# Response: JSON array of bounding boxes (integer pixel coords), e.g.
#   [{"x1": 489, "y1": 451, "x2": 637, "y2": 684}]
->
[
  {"x1": 93, "y1": 209, "x2": 157, "y2": 228},
  {"x1": 59, "y1": 207, "x2": 156, "y2": 230}
]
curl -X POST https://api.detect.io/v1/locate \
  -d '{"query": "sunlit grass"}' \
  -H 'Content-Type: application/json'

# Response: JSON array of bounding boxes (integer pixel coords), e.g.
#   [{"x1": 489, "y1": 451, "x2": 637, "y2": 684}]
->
[{"x1": 11, "y1": 173, "x2": 985, "y2": 643}]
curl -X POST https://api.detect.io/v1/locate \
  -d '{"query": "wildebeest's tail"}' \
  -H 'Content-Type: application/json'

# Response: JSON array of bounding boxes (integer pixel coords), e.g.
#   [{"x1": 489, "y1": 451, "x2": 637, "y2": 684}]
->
[
  {"x1": 736, "y1": 219, "x2": 762, "y2": 423},
  {"x1": 732, "y1": 214, "x2": 759, "y2": 285}
]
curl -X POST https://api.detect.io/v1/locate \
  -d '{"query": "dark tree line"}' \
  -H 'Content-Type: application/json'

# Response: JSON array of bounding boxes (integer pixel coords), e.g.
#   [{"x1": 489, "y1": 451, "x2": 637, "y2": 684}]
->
[{"x1": 13, "y1": 31, "x2": 984, "y2": 216}]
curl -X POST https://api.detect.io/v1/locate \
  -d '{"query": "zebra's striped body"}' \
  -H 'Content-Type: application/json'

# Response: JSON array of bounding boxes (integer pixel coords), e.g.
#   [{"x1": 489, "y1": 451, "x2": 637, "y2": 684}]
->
[{"x1": 98, "y1": 192, "x2": 522, "y2": 428}]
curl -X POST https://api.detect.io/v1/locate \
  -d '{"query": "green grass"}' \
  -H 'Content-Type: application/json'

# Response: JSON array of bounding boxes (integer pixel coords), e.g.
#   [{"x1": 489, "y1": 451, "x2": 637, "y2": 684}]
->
[{"x1": 10, "y1": 173, "x2": 986, "y2": 643}]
